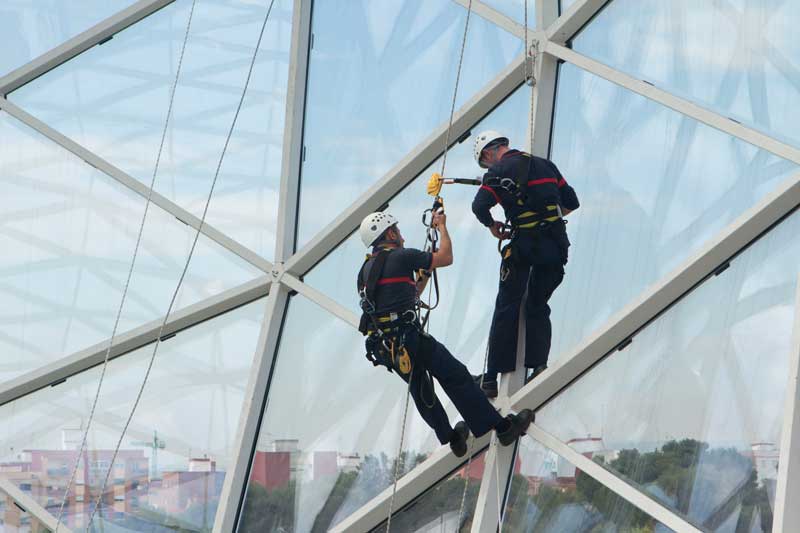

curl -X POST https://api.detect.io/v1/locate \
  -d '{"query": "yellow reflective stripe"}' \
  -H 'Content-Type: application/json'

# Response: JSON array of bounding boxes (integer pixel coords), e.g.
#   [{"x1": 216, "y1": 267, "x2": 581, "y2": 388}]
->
[{"x1": 517, "y1": 215, "x2": 560, "y2": 229}]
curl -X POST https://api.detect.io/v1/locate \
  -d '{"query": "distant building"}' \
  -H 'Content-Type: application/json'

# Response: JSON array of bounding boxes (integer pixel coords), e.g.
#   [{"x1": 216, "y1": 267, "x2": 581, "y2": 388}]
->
[
  {"x1": 0, "y1": 449, "x2": 148, "y2": 528},
  {"x1": 750, "y1": 442, "x2": 780, "y2": 483},
  {"x1": 151, "y1": 459, "x2": 225, "y2": 516}
]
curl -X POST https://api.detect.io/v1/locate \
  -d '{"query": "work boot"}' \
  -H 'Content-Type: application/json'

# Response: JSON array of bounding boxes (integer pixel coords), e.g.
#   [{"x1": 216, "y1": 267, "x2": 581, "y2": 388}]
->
[
  {"x1": 497, "y1": 409, "x2": 534, "y2": 446},
  {"x1": 472, "y1": 374, "x2": 498, "y2": 399},
  {"x1": 449, "y1": 421, "x2": 469, "y2": 458}
]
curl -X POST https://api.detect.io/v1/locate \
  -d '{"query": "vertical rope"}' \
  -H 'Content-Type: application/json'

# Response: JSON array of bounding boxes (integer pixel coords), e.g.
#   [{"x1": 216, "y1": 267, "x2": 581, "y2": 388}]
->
[
  {"x1": 439, "y1": 0, "x2": 473, "y2": 179},
  {"x1": 54, "y1": 2, "x2": 198, "y2": 530},
  {"x1": 84, "y1": 0, "x2": 276, "y2": 529},
  {"x1": 385, "y1": 376, "x2": 413, "y2": 532}
]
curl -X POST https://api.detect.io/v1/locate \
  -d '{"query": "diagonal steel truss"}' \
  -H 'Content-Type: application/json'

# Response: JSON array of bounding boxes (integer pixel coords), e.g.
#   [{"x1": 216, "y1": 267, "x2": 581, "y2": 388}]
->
[{"x1": 0, "y1": 0, "x2": 799, "y2": 531}]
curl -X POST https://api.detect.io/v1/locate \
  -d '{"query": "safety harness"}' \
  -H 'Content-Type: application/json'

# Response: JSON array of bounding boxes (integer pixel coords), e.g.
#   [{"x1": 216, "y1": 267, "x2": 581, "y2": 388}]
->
[
  {"x1": 484, "y1": 153, "x2": 564, "y2": 281},
  {"x1": 357, "y1": 248, "x2": 421, "y2": 375}
]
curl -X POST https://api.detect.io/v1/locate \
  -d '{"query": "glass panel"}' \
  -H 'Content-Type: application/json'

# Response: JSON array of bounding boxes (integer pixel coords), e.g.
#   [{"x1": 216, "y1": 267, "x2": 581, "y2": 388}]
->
[
  {"x1": 482, "y1": 0, "x2": 536, "y2": 27},
  {"x1": 304, "y1": 86, "x2": 530, "y2": 377},
  {"x1": 547, "y1": 62, "x2": 798, "y2": 363},
  {"x1": 0, "y1": 298, "x2": 265, "y2": 532},
  {"x1": 295, "y1": 0, "x2": 523, "y2": 249},
  {"x1": 10, "y1": 0, "x2": 293, "y2": 260},
  {"x1": 505, "y1": 437, "x2": 673, "y2": 532},
  {"x1": 0, "y1": 1, "x2": 135, "y2": 76},
  {"x1": 0, "y1": 110, "x2": 260, "y2": 383},
  {"x1": 537, "y1": 209, "x2": 800, "y2": 531},
  {"x1": 571, "y1": 0, "x2": 800, "y2": 147},
  {"x1": 377, "y1": 449, "x2": 487, "y2": 532},
  {"x1": 238, "y1": 294, "x2": 475, "y2": 532}
]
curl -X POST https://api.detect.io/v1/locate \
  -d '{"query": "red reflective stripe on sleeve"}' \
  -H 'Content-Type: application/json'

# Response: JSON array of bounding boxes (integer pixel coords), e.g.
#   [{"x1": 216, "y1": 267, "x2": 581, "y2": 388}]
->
[
  {"x1": 480, "y1": 185, "x2": 501, "y2": 205},
  {"x1": 558, "y1": 178, "x2": 567, "y2": 188},
  {"x1": 527, "y1": 178, "x2": 559, "y2": 186},
  {"x1": 377, "y1": 277, "x2": 416, "y2": 287}
]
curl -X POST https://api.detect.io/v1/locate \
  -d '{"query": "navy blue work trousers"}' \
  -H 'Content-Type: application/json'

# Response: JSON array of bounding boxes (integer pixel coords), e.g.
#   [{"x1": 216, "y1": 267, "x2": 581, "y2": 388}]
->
[
  {"x1": 487, "y1": 224, "x2": 568, "y2": 374},
  {"x1": 392, "y1": 328, "x2": 504, "y2": 444}
]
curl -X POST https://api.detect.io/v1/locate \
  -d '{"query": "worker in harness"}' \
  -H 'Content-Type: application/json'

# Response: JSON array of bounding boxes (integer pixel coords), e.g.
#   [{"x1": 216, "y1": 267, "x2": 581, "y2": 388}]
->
[
  {"x1": 357, "y1": 210, "x2": 533, "y2": 457},
  {"x1": 470, "y1": 130, "x2": 580, "y2": 398}
]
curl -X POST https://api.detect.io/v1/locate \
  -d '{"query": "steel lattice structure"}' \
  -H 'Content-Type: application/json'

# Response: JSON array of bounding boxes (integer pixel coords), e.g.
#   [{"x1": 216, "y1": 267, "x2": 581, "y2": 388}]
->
[{"x1": 0, "y1": 0, "x2": 799, "y2": 532}]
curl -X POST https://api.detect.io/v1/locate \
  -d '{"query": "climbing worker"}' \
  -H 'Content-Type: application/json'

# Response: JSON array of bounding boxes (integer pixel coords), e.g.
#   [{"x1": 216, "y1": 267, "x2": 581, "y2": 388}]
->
[
  {"x1": 357, "y1": 210, "x2": 533, "y2": 457},
  {"x1": 470, "y1": 131, "x2": 580, "y2": 398}
]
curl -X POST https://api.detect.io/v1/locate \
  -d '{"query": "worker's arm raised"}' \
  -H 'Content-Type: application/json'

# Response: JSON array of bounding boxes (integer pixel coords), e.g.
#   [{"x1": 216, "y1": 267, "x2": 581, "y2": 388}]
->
[{"x1": 430, "y1": 210, "x2": 453, "y2": 269}]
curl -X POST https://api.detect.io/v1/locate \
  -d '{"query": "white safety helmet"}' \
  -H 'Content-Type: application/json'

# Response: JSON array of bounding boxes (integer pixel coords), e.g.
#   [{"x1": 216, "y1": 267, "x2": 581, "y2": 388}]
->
[
  {"x1": 473, "y1": 130, "x2": 509, "y2": 168},
  {"x1": 359, "y1": 212, "x2": 399, "y2": 247}
]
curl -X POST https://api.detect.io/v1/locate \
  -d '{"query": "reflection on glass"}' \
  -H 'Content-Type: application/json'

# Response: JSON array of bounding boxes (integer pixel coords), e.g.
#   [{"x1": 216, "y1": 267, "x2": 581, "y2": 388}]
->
[
  {"x1": 504, "y1": 438, "x2": 672, "y2": 532},
  {"x1": 380, "y1": 449, "x2": 487, "y2": 532},
  {"x1": 0, "y1": 111, "x2": 260, "y2": 384},
  {"x1": 10, "y1": 0, "x2": 293, "y2": 259},
  {"x1": 0, "y1": 298, "x2": 264, "y2": 532},
  {"x1": 238, "y1": 295, "x2": 440, "y2": 532},
  {"x1": 547, "y1": 63, "x2": 798, "y2": 363},
  {"x1": 482, "y1": 0, "x2": 536, "y2": 27},
  {"x1": 572, "y1": 0, "x2": 800, "y2": 147},
  {"x1": 0, "y1": 1, "x2": 134, "y2": 76},
  {"x1": 304, "y1": 86, "x2": 530, "y2": 377},
  {"x1": 537, "y1": 210, "x2": 800, "y2": 531},
  {"x1": 295, "y1": 0, "x2": 522, "y2": 248}
]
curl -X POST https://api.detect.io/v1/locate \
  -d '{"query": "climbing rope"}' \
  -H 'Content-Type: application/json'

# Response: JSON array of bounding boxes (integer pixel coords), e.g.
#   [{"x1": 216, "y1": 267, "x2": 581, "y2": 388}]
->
[
  {"x1": 53, "y1": 2, "x2": 198, "y2": 531},
  {"x1": 439, "y1": 0, "x2": 473, "y2": 179},
  {"x1": 385, "y1": 375, "x2": 413, "y2": 532},
  {"x1": 383, "y1": 3, "x2": 475, "y2": 531},
  {"x1": 84, "y1": 0, "x2": 276, "y2": 529}
]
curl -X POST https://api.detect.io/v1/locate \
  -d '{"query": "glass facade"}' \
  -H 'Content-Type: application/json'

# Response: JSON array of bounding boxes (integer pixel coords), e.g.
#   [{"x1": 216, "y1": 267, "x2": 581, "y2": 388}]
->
[
  {"x1": 546, "y1": 62, "x2": 797, "y2": 363},
  {"x1": 0, "y1": 110, "x2": 260, "y2": 383},
  {"x1": 1, "y1": 0, "x2": 799, "y2": 532},
  {"x1": 0, "y1": 1, "x2": 135, "y2": 75},
  {"x1": 295, "y1": 0, "x2": 522, "y2": 249},
  {"x1": 10, "y1": 0, "x2": 293, "y2": 260},
  {"x1": 572, "y1": 0, "x2": 800, "y2": 147},
  {"x1": 238, "y1": 294, "x2": 437, "y2": 531},
  {"x1": 537, "y1": 209, "x2": 800, "y2": 531},
  {"x1": 504, "y1": 438, "x2": 673, "y2": 532},
  {"x1": 377, "y1": 450, "x2": 487, "y2": 532},
  {"x1": 0, "y1": 298, "x2": 265, "y2": 531}
]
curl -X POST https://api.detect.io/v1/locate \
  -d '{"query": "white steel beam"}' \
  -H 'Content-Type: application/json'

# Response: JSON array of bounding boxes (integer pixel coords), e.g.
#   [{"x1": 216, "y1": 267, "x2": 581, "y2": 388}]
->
[
  {"x1": 213, "y1": 282, "x2": 290, "y2": 533},
  {"x1": 0, "y1": 276, "x2": 271, "y2": 407},
  {"x1": 337, "y1": 169, "x2": 800, "y2": 531},
  {"x1": 0, "y1": 476, "x2": 74, "y2": 533},
  {"x1": 0, "y1": 97, "x2": 273, "y2": 274},
  {"x1": 527, "y1": 424, "x2": 703, "y2": 533},
  {"x1": 545, "y1": 0, "x2": 609, "y2": 44},
  {"x1": 0, "y1": 0, "x2": 176, "y2": 96},
  {"x1": 773, "y1": 275, "x2": 800, "y2": 533},
  {"x1": 330, "y1": 436, "x2": 492, "y2": 533},
  {"x1": 280, "y1": 272, "x2": 360, "y2": 328},
  {"x1": 285, "y1": 53, "x2": 526, "y2": 277},
  {"x1": 275, "y1": 0, "x2": 313, "y2": 262},
  {"x1": 543, "y1": 42, "x2": 800, "y2": 165},
  {"x1": 451, "y1": 0, "x2": 525, "y2": 39}
]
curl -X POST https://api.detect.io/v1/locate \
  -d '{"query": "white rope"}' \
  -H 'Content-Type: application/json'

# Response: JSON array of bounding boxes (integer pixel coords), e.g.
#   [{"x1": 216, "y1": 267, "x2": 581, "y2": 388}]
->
[
  {"x1": 84, "y1": 0, "x2": 276, "y2": 528},
  {"x1": 54, "y1": 1, "x2": 198, "y2": 530},
  {"x1": 385, "y1": 376, "x2": 413, "y2": 532},
  {"x1": 385, "y1": 2, "x2": 475, "y2": 530},
  {"x1": 439, "y1": 0, "x2": 473, "y2": 179}
]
